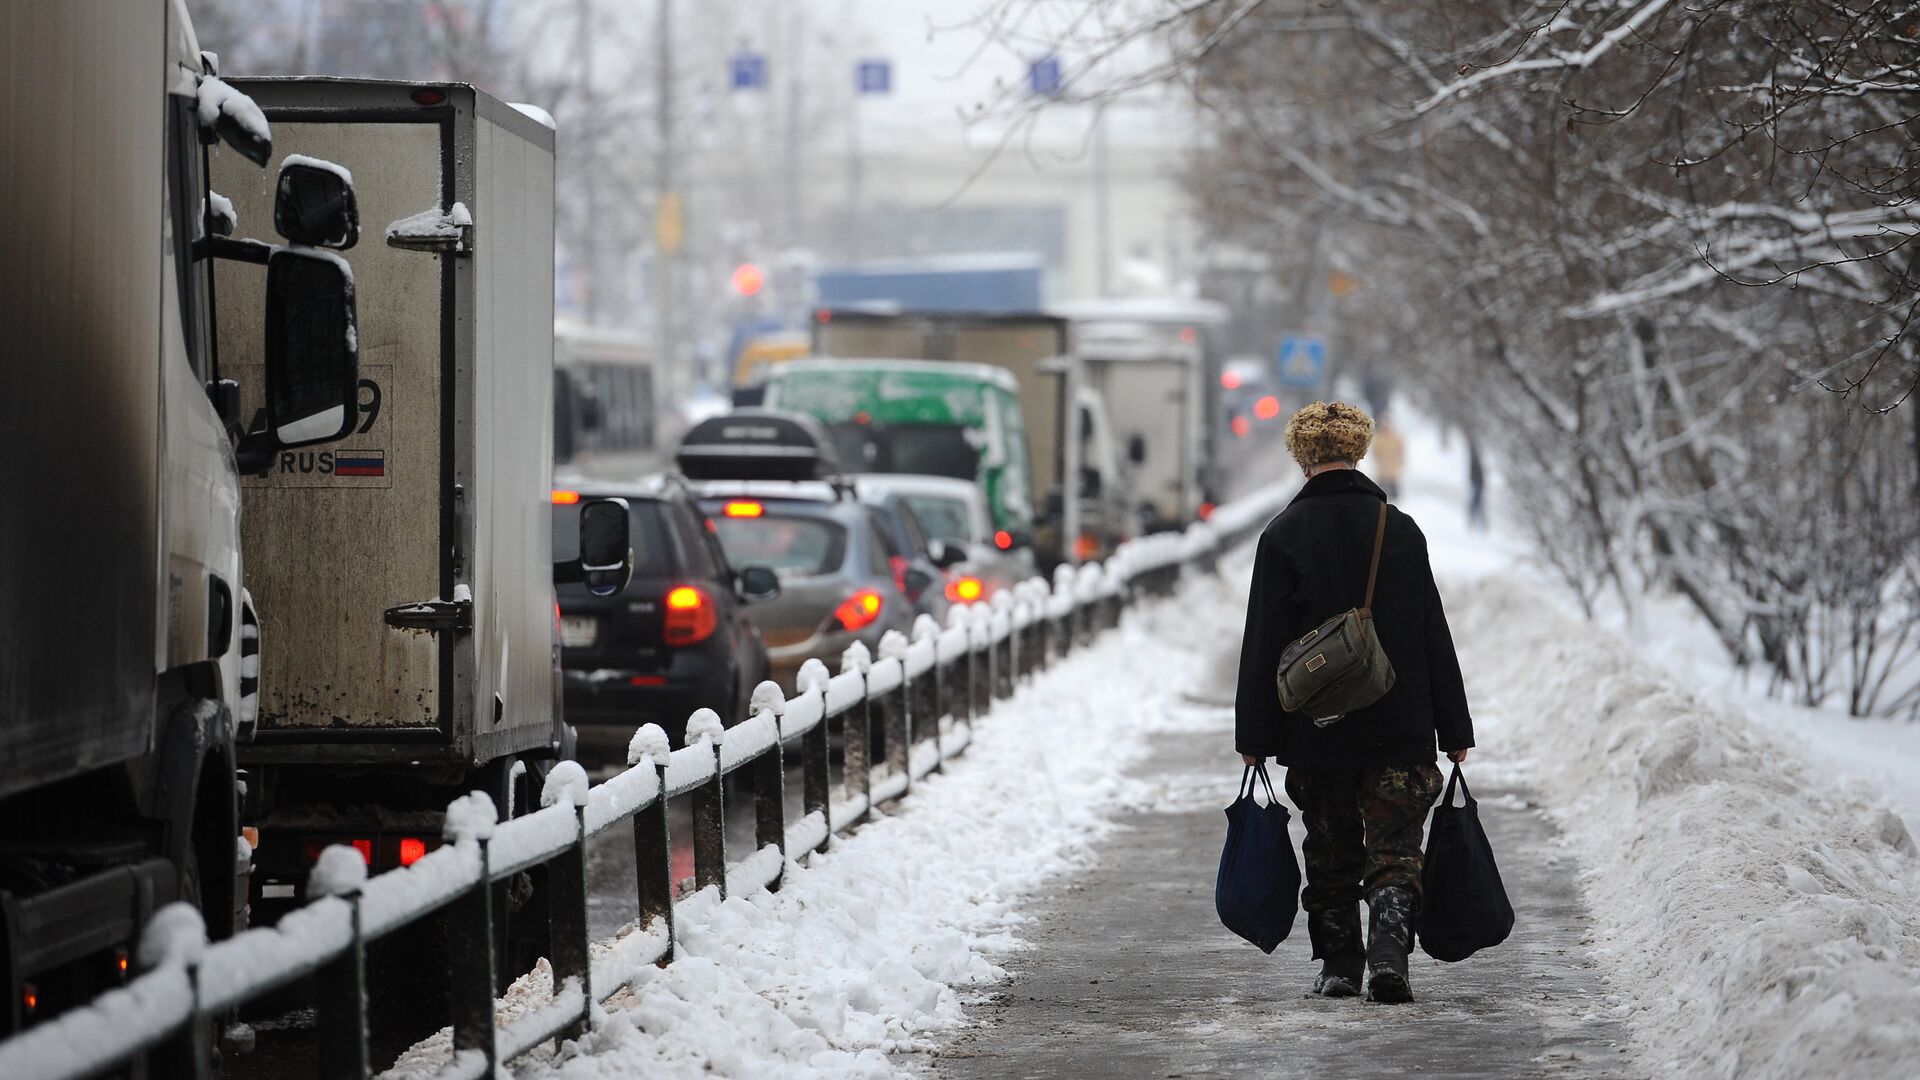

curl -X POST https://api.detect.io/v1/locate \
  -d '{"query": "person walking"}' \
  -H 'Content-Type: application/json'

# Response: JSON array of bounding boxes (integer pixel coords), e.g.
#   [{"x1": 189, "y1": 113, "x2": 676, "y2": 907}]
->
[{"x1": 1234, "y1": 401, "x2": 1475, "y2": 1004}]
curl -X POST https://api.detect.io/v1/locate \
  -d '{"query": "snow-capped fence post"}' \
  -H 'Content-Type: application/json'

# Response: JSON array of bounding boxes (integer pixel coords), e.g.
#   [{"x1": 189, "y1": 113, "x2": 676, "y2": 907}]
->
[
  {"x1": 1053, "y1": 565, "x2": 1077, "y2": 658},
  {"x1": 141, "y1": 904, "x2": 211, "y2": 1080},
  {"x1": 685, "y1": 710, "x2": 728, "y2": 898},
  {"x1": 540, "y1": 762, "x2": 594, "y2": 1037},
  {"x1": 910, "y1": 615, "x2": 943, "y2": 769},
  {"x1": 841, "y1": 642, "x2": 874, "y2": 824},
  {"x1": 794, "y1": 665, "x2": 834, "y2": 851},
  {"x1": 971, "y1": 605, "x2": 993, "y2": 717},
  {"x1": 443, "y1": 792, "x2": 500, "y2": 1074},
  {"x1": 991, "y1": 594, "x2": 1015, "y2": 701},
  {"x1": 627, "y1": 725, "x2": 676, "y2": 964},
  {"x1": 946, "y1": 606, "x2": 974, "y2": 728},
  {"x1": 750, "y1": 682, "x2": 789, "y2": 892},
  {"x1": 878, "y1": 630, "x2": 913, "y2": 795},
  {"x1": 309, "y1": 847, "x2": 370, "y2": 1079}
]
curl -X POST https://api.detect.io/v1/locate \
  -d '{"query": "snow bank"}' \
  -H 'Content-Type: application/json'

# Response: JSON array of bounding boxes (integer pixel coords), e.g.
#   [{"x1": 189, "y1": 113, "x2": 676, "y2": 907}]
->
[
  {"x1": 1451, "y1": 576, "x2": 1920, "y2": 1078},
  {"x1": 382, "y1": 574, "x2": 1219, "y2": 1079}
]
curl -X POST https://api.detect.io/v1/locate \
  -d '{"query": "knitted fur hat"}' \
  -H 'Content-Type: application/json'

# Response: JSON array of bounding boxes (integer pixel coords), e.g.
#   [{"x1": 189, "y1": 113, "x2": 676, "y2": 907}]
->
[{"x1": 1284, "y1": 401, "x2": 1375, "y2": 468}]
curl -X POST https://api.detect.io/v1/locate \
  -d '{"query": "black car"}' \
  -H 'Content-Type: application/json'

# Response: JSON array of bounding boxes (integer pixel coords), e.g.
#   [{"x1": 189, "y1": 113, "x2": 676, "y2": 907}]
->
[{"x1": 552, "y1": 474, "x2": 779, "y2": 762}]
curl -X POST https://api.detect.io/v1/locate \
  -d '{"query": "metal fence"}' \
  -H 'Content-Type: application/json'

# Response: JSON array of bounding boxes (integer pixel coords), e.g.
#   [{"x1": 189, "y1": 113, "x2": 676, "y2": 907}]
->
[{"x1": 0, "y1": 485, "x2": 1285, "y2": 1080}]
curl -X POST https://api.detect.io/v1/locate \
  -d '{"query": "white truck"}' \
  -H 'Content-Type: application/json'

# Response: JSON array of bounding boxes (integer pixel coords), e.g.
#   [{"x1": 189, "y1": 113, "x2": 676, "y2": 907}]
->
[
  {"x1": 0, "y1": 0, "x2": 362, "y2": 1046},
  {"x1": 209, "y1": 79, "x2": 629, "y2": 933},
  {"x1": 1050, "y1": 298, "x2": 1231, "y2": 533}
]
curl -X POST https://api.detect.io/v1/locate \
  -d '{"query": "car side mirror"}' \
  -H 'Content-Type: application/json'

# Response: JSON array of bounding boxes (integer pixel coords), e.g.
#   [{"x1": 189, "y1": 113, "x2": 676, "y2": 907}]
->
[
  {"x1": 577, "y1": 498, "x2": 633, "y2": 597},
  {"x1": 1127, "y1": 434, "x2": 1147, "y2": 465},
  {"x1": 259, "y1": 247, "x2": 359, "y2": 448},
  {"x1": 274, "y1": 158, "x2": 360, "y2": 249},
  {"x1": 737, "y1": 565, "x2": 781, "y2": 603},
  {"x1": 927, "y1": 539, "x2": 968, "y2": 570},
  {"x1": 903, "y1": 567, "x2": 936, "y2": 597}
]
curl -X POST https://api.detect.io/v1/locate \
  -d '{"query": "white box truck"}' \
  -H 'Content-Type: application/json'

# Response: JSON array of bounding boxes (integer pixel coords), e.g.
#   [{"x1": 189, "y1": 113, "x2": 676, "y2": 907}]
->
[
  {"x1": 0, "y1": 0, "x2": 363, "y2": 1049},
  {"x1": 209, "y1": 79, "x2": 629, "y2": 917},
  {"x1": 1051, "y1": 298, "x2": 1231, "y2": 532}
]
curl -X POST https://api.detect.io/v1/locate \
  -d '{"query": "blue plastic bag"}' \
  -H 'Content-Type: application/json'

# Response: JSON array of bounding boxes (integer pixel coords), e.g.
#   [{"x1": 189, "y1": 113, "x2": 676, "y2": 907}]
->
[{"x1": 1215, "y1": 763, "x2": 1301, "y2": 953}]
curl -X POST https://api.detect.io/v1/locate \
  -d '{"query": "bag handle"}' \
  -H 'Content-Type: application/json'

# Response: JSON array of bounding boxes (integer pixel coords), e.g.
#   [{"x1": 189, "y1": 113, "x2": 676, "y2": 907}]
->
[
  {"x1": 1361, "y1": 502, "x2": 1388, "y2": 614},
  {"x1": 1240, "y1": 762, "x2": 1280, "y2": 804},
  {"x1": 1442, "y1": 761, "x2": 1475, "y2": 807}
]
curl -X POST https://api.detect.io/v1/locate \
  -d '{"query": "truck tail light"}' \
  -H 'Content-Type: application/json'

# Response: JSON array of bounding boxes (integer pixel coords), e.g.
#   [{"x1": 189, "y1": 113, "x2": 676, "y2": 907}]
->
[
  {"x1": 664, "y1": 586, "x2": 717, "y2": 645},
  {"x1": 834, "y1": 589, "x2": 883, "y2": 632},
  {"x1": 398, "y1": 837, "x2": 428, "y2": 867},
  {"x1": 946, "y1": 575, "x2": 984, "y2": 603}
]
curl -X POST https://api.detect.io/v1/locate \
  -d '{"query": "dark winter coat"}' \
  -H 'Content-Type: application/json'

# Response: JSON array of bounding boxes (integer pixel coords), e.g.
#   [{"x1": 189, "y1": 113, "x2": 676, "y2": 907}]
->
[{"x1": 1234, "y1": 469, "x2": 1474, "y2": 768}]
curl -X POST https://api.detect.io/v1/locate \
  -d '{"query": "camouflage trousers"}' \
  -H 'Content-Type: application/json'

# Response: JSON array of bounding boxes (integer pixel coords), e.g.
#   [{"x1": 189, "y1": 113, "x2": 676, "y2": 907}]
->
[{"x1": 1284, "y1": 763, "x2": 1444, "y2": 913}]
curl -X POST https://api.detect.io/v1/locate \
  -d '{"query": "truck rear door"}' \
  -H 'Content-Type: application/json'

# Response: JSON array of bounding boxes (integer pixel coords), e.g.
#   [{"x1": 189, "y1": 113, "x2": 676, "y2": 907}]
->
[{"x1": 214, "y1": 89, "x2": 451, "y2": 736}]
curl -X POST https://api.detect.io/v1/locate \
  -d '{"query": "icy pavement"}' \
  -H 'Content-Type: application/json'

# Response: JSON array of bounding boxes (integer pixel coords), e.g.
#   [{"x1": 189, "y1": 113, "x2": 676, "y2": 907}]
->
[{"x1": 923, "y1": 724, "x2": 1632, "y2": 1079}]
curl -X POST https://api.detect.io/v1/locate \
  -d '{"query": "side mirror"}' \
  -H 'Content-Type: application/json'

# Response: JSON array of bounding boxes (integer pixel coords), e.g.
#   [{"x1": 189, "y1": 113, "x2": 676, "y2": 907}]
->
[
  {"x1": 199, "y1": 76, "x2": 272, "y2": 167},
  {"x1": 578, "y1": 499, "x2": 633, "y2": 597},
  {"x1": 1127, "y1": 434, "x2": 1148, "y2": 465},
  {"x1": 737, "y1": 565, "x2": 781, "y2": 603},
  {"x1": 927, "y1": 539, "x2": 968, "y2": 570},
  {"x1": 903, "y1": 567, "x2": 936, "y2": 597},
  {"x1": 274, "y1": 158, "x2": 360, "y2": 249},
  {"x1": 260, "y1": 247, "x2": 358, "y2": 447}
]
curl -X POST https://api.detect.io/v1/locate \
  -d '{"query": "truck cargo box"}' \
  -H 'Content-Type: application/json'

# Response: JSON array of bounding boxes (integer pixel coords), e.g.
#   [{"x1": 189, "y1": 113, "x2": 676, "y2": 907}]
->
[{"x1": 213, "y1": 79, "x2": 558, "y2": 767}]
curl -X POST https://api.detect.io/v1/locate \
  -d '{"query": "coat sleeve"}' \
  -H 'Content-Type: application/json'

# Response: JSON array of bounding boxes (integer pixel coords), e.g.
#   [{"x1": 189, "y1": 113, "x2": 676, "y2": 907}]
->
[
  {"x1": 1419, "y1": 538, "x2": 1475, "y2": 752},
  {"x1": 1234, "y1": 526, "x2": 1295, "y2": 757}
]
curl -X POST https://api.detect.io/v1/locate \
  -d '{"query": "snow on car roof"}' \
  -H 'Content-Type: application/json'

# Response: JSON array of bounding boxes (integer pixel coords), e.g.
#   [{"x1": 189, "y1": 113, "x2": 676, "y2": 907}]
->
[
  {"x1": 852, "y1": 474, "x2": 986, "y2": 506},
  {"x1": 1048, "y1": 296, "x2": 1230, "y2": 325},
  {"x1": 689, "y1": 479, "x2": 843, "y2": 503},
  {"x1": 774, "y1": 357, "x2": 1020, "y2": 394}
]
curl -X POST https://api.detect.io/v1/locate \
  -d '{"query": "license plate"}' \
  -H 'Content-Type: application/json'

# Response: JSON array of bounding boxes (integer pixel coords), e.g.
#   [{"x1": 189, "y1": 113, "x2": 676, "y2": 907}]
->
[{"x1": 560, "y1": 615, "x2": 598, "y2": 648}]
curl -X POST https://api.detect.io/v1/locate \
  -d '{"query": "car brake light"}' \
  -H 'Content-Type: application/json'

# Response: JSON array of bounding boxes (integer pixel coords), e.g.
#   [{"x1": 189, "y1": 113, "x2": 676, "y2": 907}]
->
[
  {"x1": 724, "y1": 500, "x2": 763, "y2": 518},
  {"x1": 1231, "y1": 415, "x2": 1251, "y2": 437},
  {"x1": 1199, "y1": 502, "x2": 1216, "y2": 521},
  {"x1": 888, "y1": 554, "x2": 910, "y2": 595},
  {"x1": 834, "y1": 589, "x2": 883, "y2": 632},
  {"x1": 398, "y1": 837, "x2": 428, "y2": 867},
  {"x1": 628, "y1": 675, "x2": 667, "y2": 686},
  {"x1": 994, "y1": 530, "x2": 1013, "y2": 550},
  {"x1": 946, "y1": 575, "x2": 984, "y2": 603},
  {"x1": 664, "y1": 585, "x2": 717, "y2": 645},
  {"x1": 552, "y1": 489, "x2": 581, "y2": 505}
]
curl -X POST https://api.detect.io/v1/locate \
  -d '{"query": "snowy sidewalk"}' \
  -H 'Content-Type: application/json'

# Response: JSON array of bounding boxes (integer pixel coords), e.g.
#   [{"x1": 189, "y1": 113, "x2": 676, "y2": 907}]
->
[{"x1": 922, "y1": 721, "x2": 1633, "y2": 1079}]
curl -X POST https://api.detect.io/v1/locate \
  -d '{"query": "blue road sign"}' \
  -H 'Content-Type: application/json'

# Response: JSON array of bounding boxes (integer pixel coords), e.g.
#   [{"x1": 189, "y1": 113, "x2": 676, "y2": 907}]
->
[
  {"x1": 730, "y1": 52, "x2": 768, "y2": 91},
  {"x1": 1029, "y1": 55, "x2": 1063, "y2": 97},
  {"x1": 856, "y1": 58, "x2": 892, "y2": 95},
  {"x1": 1276, "y1": 336, "x2": 1327, "y2": 388}
]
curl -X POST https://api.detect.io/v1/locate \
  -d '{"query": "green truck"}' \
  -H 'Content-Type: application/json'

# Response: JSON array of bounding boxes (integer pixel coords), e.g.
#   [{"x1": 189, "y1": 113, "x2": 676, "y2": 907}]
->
[{"x1": 763, "y1": 359, "x2": 1036, "y2": 548}]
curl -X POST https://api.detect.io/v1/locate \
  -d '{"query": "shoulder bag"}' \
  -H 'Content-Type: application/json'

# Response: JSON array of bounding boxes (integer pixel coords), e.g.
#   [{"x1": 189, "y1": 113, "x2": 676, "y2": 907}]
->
[{"x1": 1273, "y1": 501, "x2": 1396, "y2": 724}]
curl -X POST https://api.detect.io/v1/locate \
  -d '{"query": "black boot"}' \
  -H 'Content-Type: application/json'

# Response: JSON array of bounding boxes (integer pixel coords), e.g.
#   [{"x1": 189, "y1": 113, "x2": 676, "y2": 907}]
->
[
  {"x1": 1306, "y1": 906, "x2": 1364, "y2": 997},
  {"x1": 1365, "y1": 885, "x2": 1416, "y2": 1004}
]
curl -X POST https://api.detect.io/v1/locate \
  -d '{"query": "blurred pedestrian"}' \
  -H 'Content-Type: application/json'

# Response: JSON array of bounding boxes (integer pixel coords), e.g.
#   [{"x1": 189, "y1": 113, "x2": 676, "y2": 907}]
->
[
  {"x1": 1233, "y1": 401, "x2": 1476, "y2": 1004},
  {"x1": 1370, "y1": 418, "x2": 1406, "y2": 499},
  {"x1": 1466, "y1": 438, "x2": 1487, "y2": 532}
]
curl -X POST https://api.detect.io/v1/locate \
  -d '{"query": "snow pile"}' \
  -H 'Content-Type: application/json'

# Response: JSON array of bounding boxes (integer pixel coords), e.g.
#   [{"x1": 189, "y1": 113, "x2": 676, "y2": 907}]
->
[
  {"x1": 1451, "y1": 576, "x2": 1920, "y2": 1078},
  {"x1": 385, "y1": 202, "x2": 473, "y2": 249},
  {"x1": 195, "y1": 75, "x2": 269, "y2": 149},
  {"x1": 383, "y1": 583, "x2": 1211, "y2": 1079}
]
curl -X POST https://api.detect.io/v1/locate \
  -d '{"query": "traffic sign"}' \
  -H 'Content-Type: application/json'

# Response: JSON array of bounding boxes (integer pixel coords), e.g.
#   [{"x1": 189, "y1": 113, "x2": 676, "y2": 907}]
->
[
  {"x1": 1276, "y1": 336, "x2": 1326, "y2": 389},
  {"x1": 730, "y1": 51, "x2": 768, "y2": 91},
  {"x1": 1029, "y1": 55, "x2": 1063, "y2": 97},
  {"x1": 856, "y1": 59, "x2": 892, "y2": 95}
]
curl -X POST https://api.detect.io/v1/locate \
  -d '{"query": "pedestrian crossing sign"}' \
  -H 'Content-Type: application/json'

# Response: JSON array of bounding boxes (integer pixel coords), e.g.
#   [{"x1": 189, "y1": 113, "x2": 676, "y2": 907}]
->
[{"x1": 1276, "y1": 336, "x2": 1326, "y2": 389}]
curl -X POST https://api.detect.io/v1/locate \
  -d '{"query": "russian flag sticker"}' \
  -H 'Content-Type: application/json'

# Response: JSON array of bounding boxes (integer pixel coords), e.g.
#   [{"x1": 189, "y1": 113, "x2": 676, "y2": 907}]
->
[{"x1": 335, "y1": 449, "x2": 386, "y2": 477}]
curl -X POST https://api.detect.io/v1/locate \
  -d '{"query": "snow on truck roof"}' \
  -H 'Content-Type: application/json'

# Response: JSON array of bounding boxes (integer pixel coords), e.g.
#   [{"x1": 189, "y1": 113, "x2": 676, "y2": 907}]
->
[{"x1": 772, "y1": 357, "x2": 1020, "y2": 394}]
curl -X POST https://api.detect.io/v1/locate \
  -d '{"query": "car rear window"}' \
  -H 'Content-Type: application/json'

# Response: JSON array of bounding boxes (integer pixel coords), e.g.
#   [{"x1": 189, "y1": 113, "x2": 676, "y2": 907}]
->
[
  {"x1": 552, "y1": 499, "x2": 674, "y2": 576},
  {"x1": 902, "y1": 495, "x2": 972, "y2": 544},
  {"x1": 711, "y1": 514, "x2": 847, "y2": 575},
  {"x1": 827, "y1": 422, "x2": 981, "y2": 480}
]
